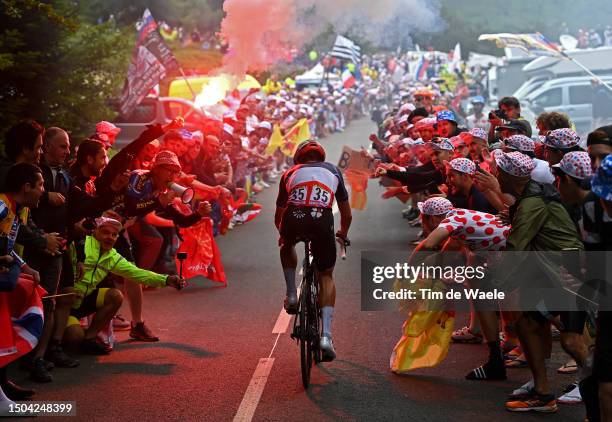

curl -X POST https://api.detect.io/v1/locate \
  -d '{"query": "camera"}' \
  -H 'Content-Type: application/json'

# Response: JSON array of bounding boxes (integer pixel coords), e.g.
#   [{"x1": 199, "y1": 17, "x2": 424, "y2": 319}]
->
[{"x1": 488, "y1": 109, "x2": 507, "y2": 120}]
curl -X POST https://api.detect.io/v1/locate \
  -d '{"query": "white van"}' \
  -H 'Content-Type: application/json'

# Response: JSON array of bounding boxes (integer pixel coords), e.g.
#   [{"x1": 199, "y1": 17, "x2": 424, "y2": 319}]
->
[{"x1": 522, "y1": 76, "x2": 612, "y2": 135}]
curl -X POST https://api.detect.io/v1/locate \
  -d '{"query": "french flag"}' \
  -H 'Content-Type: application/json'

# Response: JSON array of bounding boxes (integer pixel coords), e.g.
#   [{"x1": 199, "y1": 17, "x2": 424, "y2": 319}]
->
[
  {"x1": 342, "y1": 68, "x2": 356, "y2": 90},
  {"x1": 0, "y1": 277, "x2": 45, "y2": 367},
  {"x1": 414, "y1": 55, "x2": 429, "y2": 81}
]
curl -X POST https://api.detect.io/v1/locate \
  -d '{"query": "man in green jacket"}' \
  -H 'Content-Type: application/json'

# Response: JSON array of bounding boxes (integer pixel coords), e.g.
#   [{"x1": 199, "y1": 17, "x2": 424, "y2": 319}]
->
[{"x1": 62, "y1": 217, "x2": 184, "y2": 355}]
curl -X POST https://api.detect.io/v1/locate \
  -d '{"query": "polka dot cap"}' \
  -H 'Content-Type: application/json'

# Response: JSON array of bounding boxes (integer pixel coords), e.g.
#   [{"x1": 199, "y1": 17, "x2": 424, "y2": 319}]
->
[
  {"x1": 544, "y1": 128, "x2": 581, "y2": 149},
  {"x1": 552, "y1": 151, "x2": 593, "y2": 180},
  {"x1": 417, "y1": 197, "x2": 454, "y2": 216},
  {"x1": 504, "y1": 134, "x2": 535, "y2": 152},
  {"x1": 448, "y1": 157, "x2": 476, "y2": 175},
  {"x1": 469, "y1": 127, "x2": 487, "y2": 141},
  {"x1": 492, "y1": 150, "x2": 535, "y2": 177}
]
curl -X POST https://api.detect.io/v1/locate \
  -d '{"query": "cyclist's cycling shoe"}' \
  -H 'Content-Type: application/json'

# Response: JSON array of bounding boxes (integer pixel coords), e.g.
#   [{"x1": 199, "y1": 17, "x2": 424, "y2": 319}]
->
[
  {"x1": 320, "y1": 334, "x2": 336, "y2": 362},
  {"x1": 284, "y1": 293, "x2": 298, "y2": 314}
]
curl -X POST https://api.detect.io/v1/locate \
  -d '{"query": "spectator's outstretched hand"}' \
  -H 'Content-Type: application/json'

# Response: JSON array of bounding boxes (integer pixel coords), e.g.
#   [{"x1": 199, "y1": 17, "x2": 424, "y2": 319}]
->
[
  {"x1": 197, "y1": 201, "x2": 212, "y2": 217},
  {"x1": 167, "y1": 275, "x2": 186, "y2": 290},
  {"x1": 163, "y1": 117, "x2": 184, "y2": 132}
]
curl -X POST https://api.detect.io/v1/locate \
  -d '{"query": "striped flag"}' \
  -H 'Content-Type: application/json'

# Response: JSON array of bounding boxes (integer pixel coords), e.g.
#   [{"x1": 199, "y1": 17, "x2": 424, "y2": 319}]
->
[
  {"x1": 331, "y1": 35, "x2": 361, "y2": 64},
  {"x1": 414, "y1": 55, "x2": 430, "y2": 81},
  {"x1": 342, "y1": 68, "x2": 356, "y2": 89}
]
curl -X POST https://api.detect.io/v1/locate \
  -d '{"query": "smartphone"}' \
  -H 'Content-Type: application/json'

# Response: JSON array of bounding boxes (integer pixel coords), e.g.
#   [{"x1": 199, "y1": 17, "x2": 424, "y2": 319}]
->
[{"x1": 474, "y1": 160, "x2": 486, "y2": 174}]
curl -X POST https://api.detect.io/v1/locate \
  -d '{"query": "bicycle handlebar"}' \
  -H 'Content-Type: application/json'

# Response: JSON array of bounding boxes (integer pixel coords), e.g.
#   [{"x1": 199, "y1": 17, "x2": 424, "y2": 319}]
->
[{"x1": 336, "y1": 237, "x2": 350, "y2": 260}]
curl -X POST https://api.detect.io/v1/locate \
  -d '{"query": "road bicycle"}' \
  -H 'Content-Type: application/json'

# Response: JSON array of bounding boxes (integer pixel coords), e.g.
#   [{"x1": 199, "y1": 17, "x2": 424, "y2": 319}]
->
[{"x1": 290, "y1": 236, "x2": 348, "y2": 388}]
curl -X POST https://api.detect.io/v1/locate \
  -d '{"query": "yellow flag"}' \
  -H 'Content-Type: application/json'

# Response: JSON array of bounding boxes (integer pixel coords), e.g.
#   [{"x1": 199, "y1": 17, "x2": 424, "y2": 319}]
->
[
  {"x1": 282, "y1": 118, "x2": 311, "y2": 157},
  {"x1": 265, "y1": 124, "x2": 283, "y2": 155}
]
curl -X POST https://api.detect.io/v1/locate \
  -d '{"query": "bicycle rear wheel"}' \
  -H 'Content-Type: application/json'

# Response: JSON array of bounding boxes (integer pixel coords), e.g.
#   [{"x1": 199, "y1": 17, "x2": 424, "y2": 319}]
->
[{"x1": 299, "y1": 277, "x2": 313, "y2": 388}]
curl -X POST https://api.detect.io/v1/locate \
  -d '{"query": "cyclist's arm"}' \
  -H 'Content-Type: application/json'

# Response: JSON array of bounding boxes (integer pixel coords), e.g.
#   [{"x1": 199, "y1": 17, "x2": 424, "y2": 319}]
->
[
  {"x1": 274, "y1": 206, "x2": 285, "y2": 231},
  {"x1": 337, "y1": 200, "x2": 352, "y2": 238},
  {"x1": 417, "y1": 226, "x2": 450, "y2": 251}
]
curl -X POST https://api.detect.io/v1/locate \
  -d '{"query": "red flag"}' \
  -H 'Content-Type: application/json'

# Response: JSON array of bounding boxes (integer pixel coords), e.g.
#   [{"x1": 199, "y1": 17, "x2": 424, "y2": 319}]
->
[{"x1": 176, "y1": 218, "x2": 226, "y2": 284}]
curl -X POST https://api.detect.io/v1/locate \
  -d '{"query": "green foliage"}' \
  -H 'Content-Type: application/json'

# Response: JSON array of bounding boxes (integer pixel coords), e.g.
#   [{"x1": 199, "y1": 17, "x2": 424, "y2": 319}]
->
[
  {"x1": 415, "y1": 0, "x2": 612, "y2": 55},
  {"x1": 78, "y1": 0, "x2": 224, "y2": 32},
  {"x1": 0, "y1": 1, "x2": 132, "y2": 141}
]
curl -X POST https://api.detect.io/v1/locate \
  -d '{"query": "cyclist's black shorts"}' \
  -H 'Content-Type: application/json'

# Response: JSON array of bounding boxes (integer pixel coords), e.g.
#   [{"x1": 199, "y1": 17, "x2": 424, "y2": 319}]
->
[{"x1": 280, "y1": 205, "x2": 336, "y2": 271}]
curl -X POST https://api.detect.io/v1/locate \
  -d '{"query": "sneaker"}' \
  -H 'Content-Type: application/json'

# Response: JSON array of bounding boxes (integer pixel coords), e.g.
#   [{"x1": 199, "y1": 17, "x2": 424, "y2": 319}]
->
[
  {"x1": 260, "y1": 181, "x2": 270, "y2": 188},
  {"x1": 284, "y1": 293, "x2": 298, "y2": 314},
  {"x1": 452, "y1": 326, "x2": 484, "y2": 344},
  {"x1": 129, "y1": 321, "x2": 159, "y2": 342},
  {"x1": 46, "y1": 346, "x2": 79, "y2": 368},
  {"x1": 81, "y1": 338, "x2": 111, "y2": 355},
  {"x1": 403, "y1": 209, "x2": 419, "y2": 221},
  {"x1": 320, "y1": 334, "x2": 336, "y2": 362},
  {"x1": 508, "y1": 379, "x2": 535, "y2": 400},
  {"x1": 1, "y1": 380, "x2": 35, "y2": 400},
  {"x1": 506, "y1": 391, "x2": 558, "y2": 413},
  {"x1": 557, "y1": 382, "x2": 582, "y2": 404},
  {"x1": 20, "y1": 354, "x2": 54, "y2": 372},
  {"x1": 30, "y1": 358, "x2": 53, "y2": 383},
  {"x1": 466, "y1": 360, "x2": 507, "y2": 380},
  {"x1": 112, "y1": 314, "x2": 131, "y2": 331}
]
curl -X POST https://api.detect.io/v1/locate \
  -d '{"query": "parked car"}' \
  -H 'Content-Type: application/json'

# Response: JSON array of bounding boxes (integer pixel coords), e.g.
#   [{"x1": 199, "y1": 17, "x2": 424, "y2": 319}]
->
[
  {"x1": 522, "y1": 76, "x2": 612, "y2": 136},
  {"x1": 111, "y1": 97, "x2": 221, "y2": 149}
]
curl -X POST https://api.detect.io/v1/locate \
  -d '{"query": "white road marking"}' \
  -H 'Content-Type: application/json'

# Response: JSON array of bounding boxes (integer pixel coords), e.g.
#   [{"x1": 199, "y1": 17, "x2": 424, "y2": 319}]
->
[{"x1": 233, "y1": 358, "x2": 275, "y2": 422}]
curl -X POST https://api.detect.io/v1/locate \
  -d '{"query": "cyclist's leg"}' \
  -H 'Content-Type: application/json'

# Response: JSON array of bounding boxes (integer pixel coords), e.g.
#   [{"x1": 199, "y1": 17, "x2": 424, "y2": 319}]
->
[
  {"x1": 279, "y1": 206, "x2": 302, "y2": 312},
  {"x1": 317, "y1": 267, "x2": 336, "y2": 335}
]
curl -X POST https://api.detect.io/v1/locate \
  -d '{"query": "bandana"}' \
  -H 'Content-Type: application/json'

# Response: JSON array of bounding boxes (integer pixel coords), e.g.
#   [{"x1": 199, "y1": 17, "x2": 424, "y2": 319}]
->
[
  {"x1": 152, "y1": 150, "x2": 182, "y2": 172},
  {"x1": 95, "y1": 217, "x2": 122, "y2": 231}
]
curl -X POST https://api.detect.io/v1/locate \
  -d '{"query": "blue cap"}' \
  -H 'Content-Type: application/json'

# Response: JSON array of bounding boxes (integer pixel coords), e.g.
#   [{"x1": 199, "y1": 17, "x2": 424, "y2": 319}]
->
[
  {"x1": 436, "y1": 110, "x2": 457, "y2": 124},
  {"x1": 591, "y1": 154, "x2": 612, "y2": 201},
  {"x1": 471, "y1": 96, "x2": 485, "y2": 104}
]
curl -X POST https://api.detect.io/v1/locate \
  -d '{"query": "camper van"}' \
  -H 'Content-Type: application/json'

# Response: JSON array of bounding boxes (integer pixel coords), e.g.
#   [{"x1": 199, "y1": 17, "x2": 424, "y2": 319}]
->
[{"x1": 522, "y1": 76, "x2": 612, "y2": 135}]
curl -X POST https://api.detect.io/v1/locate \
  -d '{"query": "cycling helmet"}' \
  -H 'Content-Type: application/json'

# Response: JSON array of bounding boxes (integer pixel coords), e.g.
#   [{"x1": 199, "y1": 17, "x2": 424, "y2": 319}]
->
[{"x1": 293, "y1": 140, "x2": 326, "y2": 164}]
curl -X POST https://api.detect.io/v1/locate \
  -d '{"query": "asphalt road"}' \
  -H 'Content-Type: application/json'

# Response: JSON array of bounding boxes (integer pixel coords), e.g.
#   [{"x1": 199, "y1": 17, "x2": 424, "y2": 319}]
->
[{"x1": 8, "y1": 117, "x2": 584, "y2": 421}]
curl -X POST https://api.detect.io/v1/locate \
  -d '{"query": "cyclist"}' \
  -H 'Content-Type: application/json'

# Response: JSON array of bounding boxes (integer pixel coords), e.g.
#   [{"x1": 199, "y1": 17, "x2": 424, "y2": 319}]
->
[{"x1": 275, "y1": 140, "x2": 352, "y2": 361}]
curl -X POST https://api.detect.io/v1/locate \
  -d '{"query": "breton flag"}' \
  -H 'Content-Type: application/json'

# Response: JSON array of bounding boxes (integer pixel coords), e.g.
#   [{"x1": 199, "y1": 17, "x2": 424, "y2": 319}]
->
[
  {"x1": 342, "y1": 68, "x2": 356, "y2": 89},
  {"x1": 331, "y1": 35, "x2": 361, "y2": 64},
  {"x1": 414, "y1": 55, "x2": 430, "y2": 81}
]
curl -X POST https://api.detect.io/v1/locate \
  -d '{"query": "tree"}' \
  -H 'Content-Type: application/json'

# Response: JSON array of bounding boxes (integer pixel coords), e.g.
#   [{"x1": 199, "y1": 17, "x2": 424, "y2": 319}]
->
[{"x1": 0, "y1": 1, "x2": 131, "y2": 141}]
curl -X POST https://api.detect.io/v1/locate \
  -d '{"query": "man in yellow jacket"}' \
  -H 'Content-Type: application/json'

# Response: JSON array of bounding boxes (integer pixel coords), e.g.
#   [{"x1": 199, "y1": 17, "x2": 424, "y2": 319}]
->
[{"x1": 62, "y1": 217, "x2": 185, "y2": 355}]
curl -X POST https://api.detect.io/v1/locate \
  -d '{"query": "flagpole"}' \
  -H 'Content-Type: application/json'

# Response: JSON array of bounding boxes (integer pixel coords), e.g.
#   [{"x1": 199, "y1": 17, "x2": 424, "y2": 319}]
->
[
  {"x1": 559, "y1": 51, "x2": 612, "y2": 93},
  {"x1": 179, "y1": 67, "x2": 198, "y2": 100}
]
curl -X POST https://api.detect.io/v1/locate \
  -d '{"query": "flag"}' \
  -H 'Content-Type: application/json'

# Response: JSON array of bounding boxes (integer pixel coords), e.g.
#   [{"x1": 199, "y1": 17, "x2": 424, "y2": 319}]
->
[
  {"x1": 449, "y1": 43, "x2": 462, "y2": 73},
  {"x1": 0, "y1": 277, "x2": 45, "y2": 368},
  {"x1": 282, "y1": 118, "x2": 311, "y2": 156},
  {"x1": 344, "y1": 169, "x2": 369, "y2": 210},
  {"x1": 267, "y1": 119, "x2": 311, "y2": 157},
  {"x1": 478, "y1": 32, "x2": 561, "y2": 56},
  {"x1": 233, "y1": 203, "x2": 262, "y2": 224},
  {"x1": 331, "y1": 35, "x2": 361, "y2": 64},
  {"x1": 119, "y1": 9, "x2": 179, "y2": 116},
  {"x1": 342, "y1": 68, "x2": 356, "y2": 89},
  {"x1": 414, "y1": 55, "x2": 429, "y2": 81},
  {"x1": 265, "y1": 124, "x2": 283, "y2": 155},
  {"x1": 176, "y1": 218, "x2": 226, "y2": 284}
]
